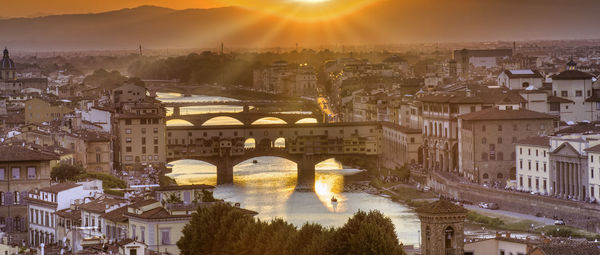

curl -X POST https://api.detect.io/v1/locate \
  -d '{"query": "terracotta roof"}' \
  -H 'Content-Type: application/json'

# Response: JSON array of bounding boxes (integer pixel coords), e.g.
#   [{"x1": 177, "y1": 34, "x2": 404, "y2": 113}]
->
[
  {"x1": 585, "y1": 144, "x2": 600, "y2": 153},
  {"x1": 56, "y1": 208, "x2": 82, "y2": 221},
  {"x1": 459, "y1": 108, "x2": 555, "y2": 121},
  {"x1": 531, "y1": 241, "x2": 600, "y2": 255},
  {"x1": 415, "y1": 200, "x2": 468, "y2": 214},
  {"x1": 551, "y1": 70, "x2": 594, "y2": 80},
  {"x1": 129, "y1": 199, "x2": 159, "y2": 209},
  {"x1": 0, "y1": 145, "x2": 60, "y2": 162},
  {"x1": 79, "y1": 197, "x2": 127, "y2": 213},
  {"x1": 547, "y1": 96, "x2": 573, "y2": 103},
  {"x1": 40, "y1": 183, "x2": 81, "y2": 194},
  {"x1": 102, "y1": 206, "x2": 128, "y2": 223},
  {"x1": 556, "y1": 123, "x2": 600, "y2": 135},
  {"x1": 419, "y1": 89, "x2": 526, "y2": 105},
  {"x1": 516, "y1": 136, "x2": 550, "y2": 147},
  {"x1": 125, "y1": 206, "x2": 191, "y2": 220},
  {"x1": 154, "y1": 184, "x2": 215, "y2": 192}
]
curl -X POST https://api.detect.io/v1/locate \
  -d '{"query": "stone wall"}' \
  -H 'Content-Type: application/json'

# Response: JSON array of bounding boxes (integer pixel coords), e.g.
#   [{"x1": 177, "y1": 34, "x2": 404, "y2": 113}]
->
[{"x1": 427, "y1": 172, "x2": 600, "y2": 233}]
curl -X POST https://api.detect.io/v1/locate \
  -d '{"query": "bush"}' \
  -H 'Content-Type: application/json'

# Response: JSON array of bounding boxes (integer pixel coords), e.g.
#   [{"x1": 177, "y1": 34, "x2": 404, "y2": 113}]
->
[
  {"x1": 76, "y1": 172, "x2": 126, "y2": 189},
  {"x1": 105, "y1": 189, "x2": 125, "y2": 197}
]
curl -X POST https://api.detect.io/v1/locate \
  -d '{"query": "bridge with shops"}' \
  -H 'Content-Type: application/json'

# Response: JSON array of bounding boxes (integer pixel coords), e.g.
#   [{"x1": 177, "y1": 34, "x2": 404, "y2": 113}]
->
[{"x1": 166, "y1": 122, "x2": 382, "y2": 188}]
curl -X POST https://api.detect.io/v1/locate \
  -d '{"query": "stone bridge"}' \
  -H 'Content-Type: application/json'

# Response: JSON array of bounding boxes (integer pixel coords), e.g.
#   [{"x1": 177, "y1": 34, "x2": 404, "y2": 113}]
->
[
  {"x1": 166, "y1": 111, "x2": 323, "y2": 126},
  {"x1": 166, "y1": 122, "x2": 382, "y2": 188}
]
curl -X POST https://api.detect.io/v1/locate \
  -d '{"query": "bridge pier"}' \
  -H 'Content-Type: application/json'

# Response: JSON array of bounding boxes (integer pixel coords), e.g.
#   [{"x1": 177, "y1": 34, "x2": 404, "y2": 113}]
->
[
  {"x1": 216, "y1": 158, "x2": 234, "y2": 185},
  {"x1": 173, "y1": 106, "x2": 181, "y2": 117},
  {"x1": 297, "y1": 155, "x2": 317, "y2": 190}
]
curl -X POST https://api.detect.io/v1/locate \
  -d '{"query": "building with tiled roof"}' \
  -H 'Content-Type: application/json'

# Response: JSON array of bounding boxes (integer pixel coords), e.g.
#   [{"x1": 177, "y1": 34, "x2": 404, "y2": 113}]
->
[
  {"x1": 498, "y1": 69, "x2": 544, "y2": 90},
  {"x1": 458, "y1": 107, "x2": 555, "y2": 184},
  {"x1": 0, "y1": 144, "x2": 60, "y2": 244},
  {"x1": 528, "y1": 240, "x2": 600, "y2": 255},
  {"x1": 515, "y1": 136, "x2": 552, "y2": 194},
  {"x1": 550, "y1": 60, "x2": 597, "y2": 123},
  {"x1": 416, "y1": 200, "x2": 467, "y2": 255}
]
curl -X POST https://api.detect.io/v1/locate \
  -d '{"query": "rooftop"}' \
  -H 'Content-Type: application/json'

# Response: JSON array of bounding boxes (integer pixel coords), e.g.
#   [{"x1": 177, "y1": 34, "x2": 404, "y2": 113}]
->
[
  {"x1": 551, "y1": 70, "x2": 594, "y2": 80},
  {"x1": 503, "y1": 69, "x2": 543, "y2": 79},
  {"x1": 459, "y1": 107, "x2": 555, "y2": 121},
  {"x1": 415, "y1": 200, "x2": 468, "y2": 214},
  {"x1": 0, "y1": 145, "x2": 60, "y2": 162},
  {"x1": 154, "y1": 184, "x2": 215, "y2": 192},
  {"x1": 39, "y1": 183, "x2": 81, "y2": 194}
]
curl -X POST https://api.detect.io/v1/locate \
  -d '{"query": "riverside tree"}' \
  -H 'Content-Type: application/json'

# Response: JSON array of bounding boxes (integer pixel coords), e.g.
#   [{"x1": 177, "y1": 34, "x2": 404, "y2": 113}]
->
[{"x1": 177, "y1": 203, "x2": 405, "y2": 255}]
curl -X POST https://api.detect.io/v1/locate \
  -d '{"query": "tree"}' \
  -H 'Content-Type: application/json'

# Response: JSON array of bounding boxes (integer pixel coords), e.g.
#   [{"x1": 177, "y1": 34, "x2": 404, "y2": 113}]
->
[
  {"x1": 51, "y1": 164, "x2": 86, "y2": 182},
  {"x1": 201, "y1": 190, "x2": 216, "y2": 202},
  {"x1": 177, "y1": 204, "x2": 405, "y2": 255}
]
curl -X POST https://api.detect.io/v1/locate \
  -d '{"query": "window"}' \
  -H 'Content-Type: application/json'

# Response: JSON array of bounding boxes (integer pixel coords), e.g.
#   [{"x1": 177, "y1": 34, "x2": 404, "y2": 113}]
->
[
  {"x1": 96, "y1": 154, "x2": 101, "y2": 163},
  {"x1": 126, "y1": 146, "x2": 132, "y2": 152},
  {"x1": 543, "y1": 163, "x2": 547, "y2": 172},
  {"x1": 497, "y1": 173, "x2": 503, "y2": 179},
  {"x1": 498, "y1": 125, "x2": 502, "y2": 131},
  {"x1": 126, "y1": 137, "x2": 132, "y2": 143},
  {"x1": 141, "y1": 128, "x2": 146, "y2": 134},
  {"x1": 519, "y1": 176, "x2": 523, "y2": 187},
  {"x1": 550, "y1": 103, "x2": 560, "y2": 111},
  {"x1": 132, "y1": 225, "x2": 136, "y2": 239},
  {"x1": 161, "y1": 229, "x2": 171, "y2": 244},
  {"x1": 528, "y1": 177, "x2": 532, "y2": 188},
  {"x1": 536, "y1": 179, "x2": 539, "y2": 189},
  {"x1": 142, "y1": 137, "x2": 146, "y2": 145},
  {"x1": 141, "y1": 227, "x2": 145, "y2": 243},
  {"x1": 154, "y1": 146, "x2": 159, "y2": 154},
  {"x1": 27, "y1": 167, "x2": 36, "y2": 179},
  {"x1": 576, "y1": 90, "x2": 583, "y2": 97},
  {"x1": 528, "y1": 161, "x2": 531, "y2": 170},
  {"x1": 470, "y1": 106, "x2": 476, "y2": 112},
  {"x1": 142, "y1": 147, "x2": 146, "y2": 154},
  {"x1": 543, "y1": 180, "x2": 547, "y2": 191},
  {"x1": 519, "y1": 160, "x2": 523, "y2": 169},
  {"x1": 536, "y1": 162, "x2": 539, "y2": 171},
  {"x1": 11, "y1": 167, "x2": 20, "y2": 179},
  {"x1": 482, "y1": 137, "x2": 487, "y2": 144},
  {"x1": 154, "y1": 128, "x2": 158, "y2": 134},
  {"x1": 0, "y1": 168, "x2": 4, "y2": 180},
  {"x1": 592, "y1": 168, "x2": 595, "y2": 179},
  {"x1": 592, "y1": 155, "x2": 595, "y2": 163},
  {"x1": 483, "y1": 173, "x2": 489, "y2": 179},
  {"x1": 536, "y1": 150, "x2": 538, "y2": 156},
  {"x1": 154, "y1": 137, "x2": 159, "y2": 144},
  {"x1": 561, "y1": 91, "x2": 568, "y2": 97},
  {"x1": 519, "y1": 148, "x2": 522, "y2": 155},
  {"x1": 528, "y1": 149, "x2": 531, "y2": 155},
  {"x1": 125, "y1": 128, "x2": 132, "y2": 134},
  {"x1": 482, "y1": 125, "x2": 486, "y2": 132},
  {"x1": 498, "y1": 137, "x2": 502, "y2": 144},
  {"x1": 125, "y1": 119, "x2": 132, "y2": 125}
]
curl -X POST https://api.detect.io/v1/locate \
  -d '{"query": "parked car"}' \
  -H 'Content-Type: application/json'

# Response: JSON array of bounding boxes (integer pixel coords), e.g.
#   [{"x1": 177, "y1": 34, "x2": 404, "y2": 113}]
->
[
  {"x1": 478, "y1": 202, "x2": 488, "y2": 209},
  {"x1": 487, "y1": 203, "x2": 499, "y2": 210},
  {"x1": 423, "y1": 186, "x2": 431, "y2": 192},
  {"x1": 554, "y1": 219, "x2": 565, "y2": 225}
]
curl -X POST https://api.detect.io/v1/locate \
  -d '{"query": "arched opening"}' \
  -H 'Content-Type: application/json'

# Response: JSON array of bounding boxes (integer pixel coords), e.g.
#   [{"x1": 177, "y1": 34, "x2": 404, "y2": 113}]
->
[
  {"x1": 483, "y1": 173, "x2": 489, "y2": 179},
  {"x1": 251, "y1": 117, "x2": 288, "y2": 125},
  {"x1": 166, "y1": 119, "x2": 194, "y2": 127},
  {"x1": 497, "y1": 173, "x2": 504, "y2": 179},
  {"x1": 274, "y1": 137, "x2": 286, "y2": 148},
  {"x1": 202, "y1": 116, "x2": 244, "y2": 126},
  {"x1": 166, "y1": 159, "x2": 217, "y2": 185},
  {"x1": 522, "y1": 82, "x2": 530, "y2": 88},
  {"x1": 295, "y1": 118, "x2": 318, "y2": 124},
  {"x1": 244, "y1": 138, "x2": 256, "y2": 149},
  {"x1": 445, "y1": 226, "x2": 455, "y2": 249}
]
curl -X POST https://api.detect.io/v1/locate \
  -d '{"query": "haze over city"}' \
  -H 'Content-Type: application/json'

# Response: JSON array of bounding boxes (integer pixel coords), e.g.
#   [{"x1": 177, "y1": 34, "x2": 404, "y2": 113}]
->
[{"x1": 2, "y1": 1, "x2": 600, "y2": 255}]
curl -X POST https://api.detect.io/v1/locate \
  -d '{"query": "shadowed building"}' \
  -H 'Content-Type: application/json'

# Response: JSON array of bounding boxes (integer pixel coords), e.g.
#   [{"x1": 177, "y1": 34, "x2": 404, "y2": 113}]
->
[{"x1": 416, "y1": 200, "x2": 467, "y2": 255}]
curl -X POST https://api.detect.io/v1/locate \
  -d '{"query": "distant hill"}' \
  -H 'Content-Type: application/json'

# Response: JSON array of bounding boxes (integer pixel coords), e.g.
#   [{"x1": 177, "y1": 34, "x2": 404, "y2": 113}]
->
[{"x1": 1, "y1": 1, "x2": 599, "y2": 51}]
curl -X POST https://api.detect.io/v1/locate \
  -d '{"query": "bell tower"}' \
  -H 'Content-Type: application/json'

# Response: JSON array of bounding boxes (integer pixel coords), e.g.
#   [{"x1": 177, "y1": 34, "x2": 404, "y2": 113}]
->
[{"x1": 416, "y1": 200, "x2": 467, "y2": 255}]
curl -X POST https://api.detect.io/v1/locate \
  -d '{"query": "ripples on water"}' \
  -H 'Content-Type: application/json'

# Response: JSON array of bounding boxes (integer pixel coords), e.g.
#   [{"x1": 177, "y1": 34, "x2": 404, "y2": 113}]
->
[
  {"x1": 168, "y1": 157, "x2": 421, "y2": 247},
  {"x1": 160, "y1": 92, "x2": 421, "y2": 247}
]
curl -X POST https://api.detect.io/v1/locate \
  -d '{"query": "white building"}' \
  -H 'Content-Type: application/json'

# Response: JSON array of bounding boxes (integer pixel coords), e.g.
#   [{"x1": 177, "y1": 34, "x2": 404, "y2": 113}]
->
[
  {"x1": 498, "y1": 69, "x2": 544, "y2": 90},
  {"x1": 26, "y1": 183, "x2": 84, "y2": 248},
  {"x1": 585, "y1": 144, "x2": 600, "y2": 200},
  {"x1": 79, "y1": 106, "x2": 113, "y2": 133},
  {"x1": 550, "y1": 60, "x2": 596, "y2": 123},
  {"x1": 515, "y1": 137, "x2": 551, "y2": 194}
]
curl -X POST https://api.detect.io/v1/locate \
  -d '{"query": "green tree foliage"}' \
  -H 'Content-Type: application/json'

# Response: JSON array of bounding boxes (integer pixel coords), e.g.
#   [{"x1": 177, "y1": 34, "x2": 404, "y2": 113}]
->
[
  {"x1": 51, "y1": 164, "x2": 86, "y2": 182},
  {"x1": 177, "y1": 203, "x2": 405, "y2": 255},
  {"x1": 201, "y1": 190, "x2": 216, "y2": 202},
  {"x1": 83, "y1": 68, "x2": 128, "y2": 88},
  {"x1": 76, "y1": 172, "x2": 126, "y2": 189}
]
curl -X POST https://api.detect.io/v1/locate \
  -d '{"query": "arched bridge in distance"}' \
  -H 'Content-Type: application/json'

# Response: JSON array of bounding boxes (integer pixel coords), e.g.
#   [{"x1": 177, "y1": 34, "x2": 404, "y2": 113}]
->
[{"x1": 166, "y1": 122, "x2": 383, "y2": 189}]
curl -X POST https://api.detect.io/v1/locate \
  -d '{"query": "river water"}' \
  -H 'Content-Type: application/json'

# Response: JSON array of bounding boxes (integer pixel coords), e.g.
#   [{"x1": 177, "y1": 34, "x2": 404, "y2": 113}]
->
[{"x1": 157, "y1": 92, "x2": 422, "y2": 247}]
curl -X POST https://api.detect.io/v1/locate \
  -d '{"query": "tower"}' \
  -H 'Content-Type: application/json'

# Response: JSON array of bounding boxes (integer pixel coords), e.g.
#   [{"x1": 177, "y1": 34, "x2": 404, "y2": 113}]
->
[
  {"x1": 0, "y1": 47, "x2": 16, "y2": 81},
  {"x1": 416, "y1": 200, "x2": 467, "y2": 255},
  {"x1": 566, "y1": 56, "x2": 577, "y2": 71}
]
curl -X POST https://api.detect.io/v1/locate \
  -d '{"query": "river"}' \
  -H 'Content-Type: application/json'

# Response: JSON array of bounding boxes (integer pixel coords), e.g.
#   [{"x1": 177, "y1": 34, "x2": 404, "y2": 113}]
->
[{"x1": 157, "y1": 92, "x2": 422, "y2": 247}]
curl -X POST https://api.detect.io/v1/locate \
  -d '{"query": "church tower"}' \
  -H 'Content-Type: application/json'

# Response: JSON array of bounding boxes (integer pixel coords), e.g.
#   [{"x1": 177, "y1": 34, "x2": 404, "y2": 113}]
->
[
  {"x1": 416, "y1": 200, "x2": 467, "y2": 255},
  {"x1": 1, "y1": 47, "x2": 16, "y2": 81}
]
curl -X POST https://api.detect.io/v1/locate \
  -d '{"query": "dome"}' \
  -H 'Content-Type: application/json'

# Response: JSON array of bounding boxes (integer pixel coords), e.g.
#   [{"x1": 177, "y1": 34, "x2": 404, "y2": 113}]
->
[{"x1": 1, "y1": 48, "x2": 16, "y2": 70}]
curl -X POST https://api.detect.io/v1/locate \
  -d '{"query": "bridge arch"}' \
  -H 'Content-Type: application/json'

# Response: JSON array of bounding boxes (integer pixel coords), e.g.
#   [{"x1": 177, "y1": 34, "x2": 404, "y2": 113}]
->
[
  {"x1": 166, "y1": 119, "x2": 195, "y2": 127},
  {"x1": 244, "y1": 138, "x2": 256, "y2": 149},
  {"x1": 251, "y1": 117, "x2": 288, "y2": 125},
  {"x1": 274, "y1": 137, "x2": 286, "y2": 148},
  {"x1": 295, "y1": 118, "x2": 318, "y2": 124},
  {"x1": 201, "y1": 116, "x2": 244, "y2": 126}
]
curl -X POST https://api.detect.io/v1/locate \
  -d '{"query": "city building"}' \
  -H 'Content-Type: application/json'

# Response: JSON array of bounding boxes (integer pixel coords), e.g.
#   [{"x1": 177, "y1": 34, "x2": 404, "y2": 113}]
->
[
  {"x1": 550, "y1": 60, "x2": 596, "y2": 123},
  {"x1": 585, "y1": 144, "x2": 600, "y2": 200},
  {"x1": 459, "y1": 107, "x2": 555, "y2": 184},
  {"x1": 24, "y1": 98, "x2": 74, "y2": 124},
  {"x1": 381, "y1": 122, "x2": 422, "y2": 169},
  {"x1": 515, "y1": 137, "x2": 551, "y2": 194},
  {"x1": 0, "y1": 145, "x2": 59, "y2": 243},
  {"x1": 464, "y1": 233, "x2": 536, "y2": 255},
  {"x1": 253, "y1": 61, "x2": 318, "y2": 97},
  {"x1": 497, "y1": 69, "x2": 544, "y2": 90},
  {"x1": 26, "y1": 183, "x2": 84, "y2": 247},
  {"x1": 0, "y1": 48, "x2": 22, "y2": 96}
]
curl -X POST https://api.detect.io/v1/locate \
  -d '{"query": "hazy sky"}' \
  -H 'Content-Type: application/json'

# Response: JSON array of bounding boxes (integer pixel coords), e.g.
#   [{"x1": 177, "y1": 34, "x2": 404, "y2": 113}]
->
[{"x1": 2, "y1": 0, "x2": 228, "y2": 17}]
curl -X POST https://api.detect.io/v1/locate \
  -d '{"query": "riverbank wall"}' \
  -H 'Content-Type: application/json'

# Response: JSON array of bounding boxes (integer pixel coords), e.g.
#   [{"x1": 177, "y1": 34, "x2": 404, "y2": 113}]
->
[{"x1": 427, "y1": 171, "x2": 600, "y2": 233}]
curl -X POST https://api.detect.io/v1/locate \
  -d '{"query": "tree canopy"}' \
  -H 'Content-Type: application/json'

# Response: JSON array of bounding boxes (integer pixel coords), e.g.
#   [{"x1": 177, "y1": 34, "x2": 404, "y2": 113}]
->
[
  {"x1": 51, "y1": 164, "x2": 86, "y2": 182},
  {"x1": 177, "y1": 203, "x2": 405, "y2": 255}
]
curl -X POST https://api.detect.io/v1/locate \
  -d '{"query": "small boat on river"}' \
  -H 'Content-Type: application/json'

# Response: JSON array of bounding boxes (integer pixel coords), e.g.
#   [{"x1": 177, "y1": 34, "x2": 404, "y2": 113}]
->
[{"x1": 331, "y1": 196, "x2": 338, "y2": 203}]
